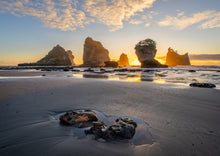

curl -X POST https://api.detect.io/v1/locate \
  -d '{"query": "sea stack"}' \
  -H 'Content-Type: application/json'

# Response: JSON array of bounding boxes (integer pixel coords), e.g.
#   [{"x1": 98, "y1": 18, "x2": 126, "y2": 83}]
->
[
  {"x1": 118, "y1": 53, "x2": 129, "y2": 66},
  {"x1": 83, "y1": 37, "x2": 110, "y2": 67},
  {"x1": 165, "y1": 48, "x2": 191, "y2": 66},
  {"x1": 18, "y1": 45, "x2": 75, "y2": 66},
  {"x1": 135, "y1": 39, "x2": 167, "y2": 68},
  {"x1": 37, "y1": 45, "x2": 75, "y2": 66}
]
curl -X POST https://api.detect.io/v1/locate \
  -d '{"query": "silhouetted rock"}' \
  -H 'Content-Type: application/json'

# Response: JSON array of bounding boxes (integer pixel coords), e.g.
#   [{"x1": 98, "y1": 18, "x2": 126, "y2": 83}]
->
[
  {"x1": 83, "y1": 37, "x2": 110, "y2": 67},
  {"x1": 18, "y1": 45, "x2": 75, "y2": 66},
  {"x1": 37, "y1": 45, "x2": 75, "y2": 66},
  {"x1": 118, "y1": 53, "x2": 129, "y2": 66},
  {"x1": 104, "y1": 61, "x2": 118, "y2": 68},
  {"x1": 59, "y1": 110, "x2": 98, "y2": 125},
  {"x1": 189, "y1": 83, "x2": 216, "y2": 88},
  {"x1": 135, "y1": 39, "x2": 167, "y2": 68},
  {"x1": 85, "y1": 118, "x2": 137, "y2": 140},
  {"x1": 166, "y1": 48, "x2": 191, "y2": 67}
]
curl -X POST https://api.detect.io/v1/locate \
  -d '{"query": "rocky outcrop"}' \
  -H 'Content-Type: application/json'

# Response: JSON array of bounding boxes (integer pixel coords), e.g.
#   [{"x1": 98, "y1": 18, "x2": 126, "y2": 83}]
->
[
  {"x1": 118, "y1": 53, "x2": 129, "y2": 66},
  {"x1": 85, "y1": 118, "x2": 137, "y2": 140},
  {"x1": 83, "y1": 37, "x2": 110, "y2": 67},
  {"x1": 104, "y1": 61, "x2": 118, "y2": 68},
  {"x1": 59, "y1": 110, "x2": 98, "y2": 125},
  {"x1": 135, "y1": 39, "x2": 167, "y2": 68},
  {"x1": 165, "y1": 48, "x2": 191, "y2": 66},
  {"x1": 37, "y1": 45, "x2": 75, "y2": 66},
  {"x1": 18, "y1": 45, "x2": 75, "y2": 66}
]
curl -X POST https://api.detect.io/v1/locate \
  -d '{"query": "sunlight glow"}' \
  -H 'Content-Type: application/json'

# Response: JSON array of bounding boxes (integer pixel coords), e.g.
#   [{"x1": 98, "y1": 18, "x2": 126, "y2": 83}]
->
[{"x1": 130, "y1": 58, "x2": 141, "y2": 66}]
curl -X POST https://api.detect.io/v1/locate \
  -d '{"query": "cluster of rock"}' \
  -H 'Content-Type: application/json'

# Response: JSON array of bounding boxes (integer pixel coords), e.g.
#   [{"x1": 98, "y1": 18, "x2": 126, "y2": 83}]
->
[
  {"x1": 83, "y1": 37, "x2": 110, "y2": 67},
  {"x1": 166, "y1": 48, "x2": 191, "y2": 66},
  {"x1": 135, "y1": 39, "x2": 168, "y2": 68},
  {"x1": 18, "y1": 45, "x2": 75, "y2": 66},
  {"x1": 60, "y1": 110, "x2": 137, "y2": 141},
  {"x1": 18, "y1": 37, "x2": 191, "y2": 68}
]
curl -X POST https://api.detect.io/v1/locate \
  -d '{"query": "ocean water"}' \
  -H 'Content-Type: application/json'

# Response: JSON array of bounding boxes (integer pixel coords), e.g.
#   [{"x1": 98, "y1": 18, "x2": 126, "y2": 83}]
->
[
  {"x1": 70, "y1": 65, "x2": 220, "y2": 89},
  {"x1": 0, "y1": 65, "x2": 220, "y2": 89}
]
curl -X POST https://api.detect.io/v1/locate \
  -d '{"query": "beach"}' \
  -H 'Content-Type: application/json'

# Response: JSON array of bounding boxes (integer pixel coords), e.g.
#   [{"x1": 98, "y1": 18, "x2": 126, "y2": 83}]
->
[{"x1": 0, "y1": 71, "x2": 220, "y2": 156}]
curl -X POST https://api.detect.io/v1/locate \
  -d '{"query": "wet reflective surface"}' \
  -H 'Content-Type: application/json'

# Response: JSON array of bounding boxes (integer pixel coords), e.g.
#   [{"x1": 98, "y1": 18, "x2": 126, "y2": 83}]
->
[{"x1": 70, "y1": 69, "x2": 220, "y2": 89}]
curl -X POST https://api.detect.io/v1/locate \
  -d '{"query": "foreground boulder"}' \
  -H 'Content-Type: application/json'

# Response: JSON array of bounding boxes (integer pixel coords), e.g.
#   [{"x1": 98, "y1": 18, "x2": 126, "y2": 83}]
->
[
  {"x1": 135, "y1": 39, "x2": 167, "y2": 68},
  {"x1": 85, "y1": 117, "x2": 137, "y2": 140},
  {"x1": 83, "y1": 37, "x2": 110, "y2": 67},
  {"x1": 18, "y1": 45, "x2": 75, "y2": 66},
  {"x1": 166, "y1": 48, "x2": 191, "y2": 66},
  {"x1": 118, "y1": 53, "x2": 129, "y2": 66},
  {"x1": 190, "y1": 83, "x2": 216, "y2": 88},
  {"x1": 59, "y1": 110, "x2": 98, "y2": 125}
]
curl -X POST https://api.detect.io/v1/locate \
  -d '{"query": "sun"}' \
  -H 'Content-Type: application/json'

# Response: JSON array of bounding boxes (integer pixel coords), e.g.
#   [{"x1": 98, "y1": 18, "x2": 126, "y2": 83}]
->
[{"x1": 130, "y1": 58, "x2": 141, "y2": 66}]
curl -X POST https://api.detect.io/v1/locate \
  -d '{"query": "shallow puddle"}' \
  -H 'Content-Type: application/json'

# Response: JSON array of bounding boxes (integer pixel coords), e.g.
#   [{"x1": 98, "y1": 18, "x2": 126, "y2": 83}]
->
[{"x1": 52, "y1": 109, "x2": 154, "y2": 146}]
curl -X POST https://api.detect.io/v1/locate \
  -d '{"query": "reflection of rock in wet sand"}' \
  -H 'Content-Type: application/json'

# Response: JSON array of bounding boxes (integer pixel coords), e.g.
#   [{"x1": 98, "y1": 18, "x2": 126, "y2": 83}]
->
[{"x1": 83, "y1": 74, "x2": 108, "y2": 79}]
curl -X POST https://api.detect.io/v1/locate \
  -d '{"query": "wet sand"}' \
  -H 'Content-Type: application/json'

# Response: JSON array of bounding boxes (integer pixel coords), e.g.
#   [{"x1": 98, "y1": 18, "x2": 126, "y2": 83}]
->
[{"x1": 0, "y1": 72, "x2": 220, "y2": 156}]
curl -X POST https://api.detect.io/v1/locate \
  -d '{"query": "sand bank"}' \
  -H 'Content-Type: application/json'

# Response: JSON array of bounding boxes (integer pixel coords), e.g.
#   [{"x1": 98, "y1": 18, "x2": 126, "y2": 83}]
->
[{"x1": 0, "y1": 74, "x2": 220, "y2": 156}]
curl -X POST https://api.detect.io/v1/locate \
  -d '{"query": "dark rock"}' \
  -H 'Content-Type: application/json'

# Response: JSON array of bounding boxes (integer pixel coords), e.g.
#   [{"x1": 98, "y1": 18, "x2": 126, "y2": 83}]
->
[
  {"x1": 189, "y1": 83, "x2": 216, "y2": 88},
  {"x1": 84, "y1": 68, "x2": 94, "y2": 72},
  {"x1": 114, "y1": 68, "x2": 128, "y2": 72},
  {"x1": 59, "y1": 110, "x2": 98, "y2": 125},
  {"x1": 72, "y1": 69, "x2": 80, "y2": 72},
  {"x1": 166, "y1": 47, "x2": 191, "y2": 66},
  {"x1": 83, "y1": 37, "x2": 110, "y2": 67},
  {"x1": 104, "y1": 61, "x2": 118, "y2": 68},
  {"x1": 85, "y1": 118, "x2": 137, "y2": 140},
  {"x1": 188, "y1": 70, "x2": 196, "y2": 72},
  {"x1": 63, "y1": 68, "x2": 69, "y2": 71},
  {"x1": 135, "y1": 39, "x2": 168, "y2": 68},
  {"x1": 118, "y1": 53, "x2": 129, "y2": 66}
]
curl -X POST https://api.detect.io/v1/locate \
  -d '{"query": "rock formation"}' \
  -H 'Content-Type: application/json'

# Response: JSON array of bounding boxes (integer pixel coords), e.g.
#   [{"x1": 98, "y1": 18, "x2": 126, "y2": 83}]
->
[
  {"x1": 135, "y1": 39, "x2": 167, "y2": 68},
  {"x1": 85, "y1": 117, "x2": 137, "y2": 140},
  {"x1": 37, "y1": 45, "x2": 75, "y2": 66},
  {"x1": 104, "y1": 61, "x2": 118, "y2": 68},
  {"x1": 18, "y1": 45, "x2": 75, "y2": 66},
  {"x1": 118, "y1": 53, "x2": 129, "y2": 66},
  {"x1": 165, "y1": 48, "x2": 191, "y2": 66},
  {"x1": 83, "y1": 37, "x2": 110, "y2": 66}
]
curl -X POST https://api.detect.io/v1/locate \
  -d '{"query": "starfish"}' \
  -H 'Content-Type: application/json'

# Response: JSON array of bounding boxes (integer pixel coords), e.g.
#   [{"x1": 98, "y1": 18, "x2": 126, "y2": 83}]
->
[{"x1": 75, "y1": 114, "x2": 89, "y2": 122}]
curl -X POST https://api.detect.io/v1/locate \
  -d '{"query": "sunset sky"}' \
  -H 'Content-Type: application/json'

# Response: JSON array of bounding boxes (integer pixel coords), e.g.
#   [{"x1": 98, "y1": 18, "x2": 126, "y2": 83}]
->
[{"x1": 0, "y1": 0, "x2": 220, "y2": 65}]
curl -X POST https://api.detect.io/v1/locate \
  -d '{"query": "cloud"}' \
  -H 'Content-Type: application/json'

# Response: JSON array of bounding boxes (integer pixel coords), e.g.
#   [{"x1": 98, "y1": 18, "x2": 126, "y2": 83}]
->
[
  {"x1": 129, "y1": 19, "x2": 143, "y2": 25},
  {"x1": 0, "y1": 0, "x2": 89, "y2": 31},
  {"x1": 0, "y1": 0, "x2": 157, "y2": 31},
  {"x1": 158, "y1": 10, "x2": 220, "y2": 30},
  {"x1": 82, "y1": 0, "x2": 156, "y2": 31}
]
